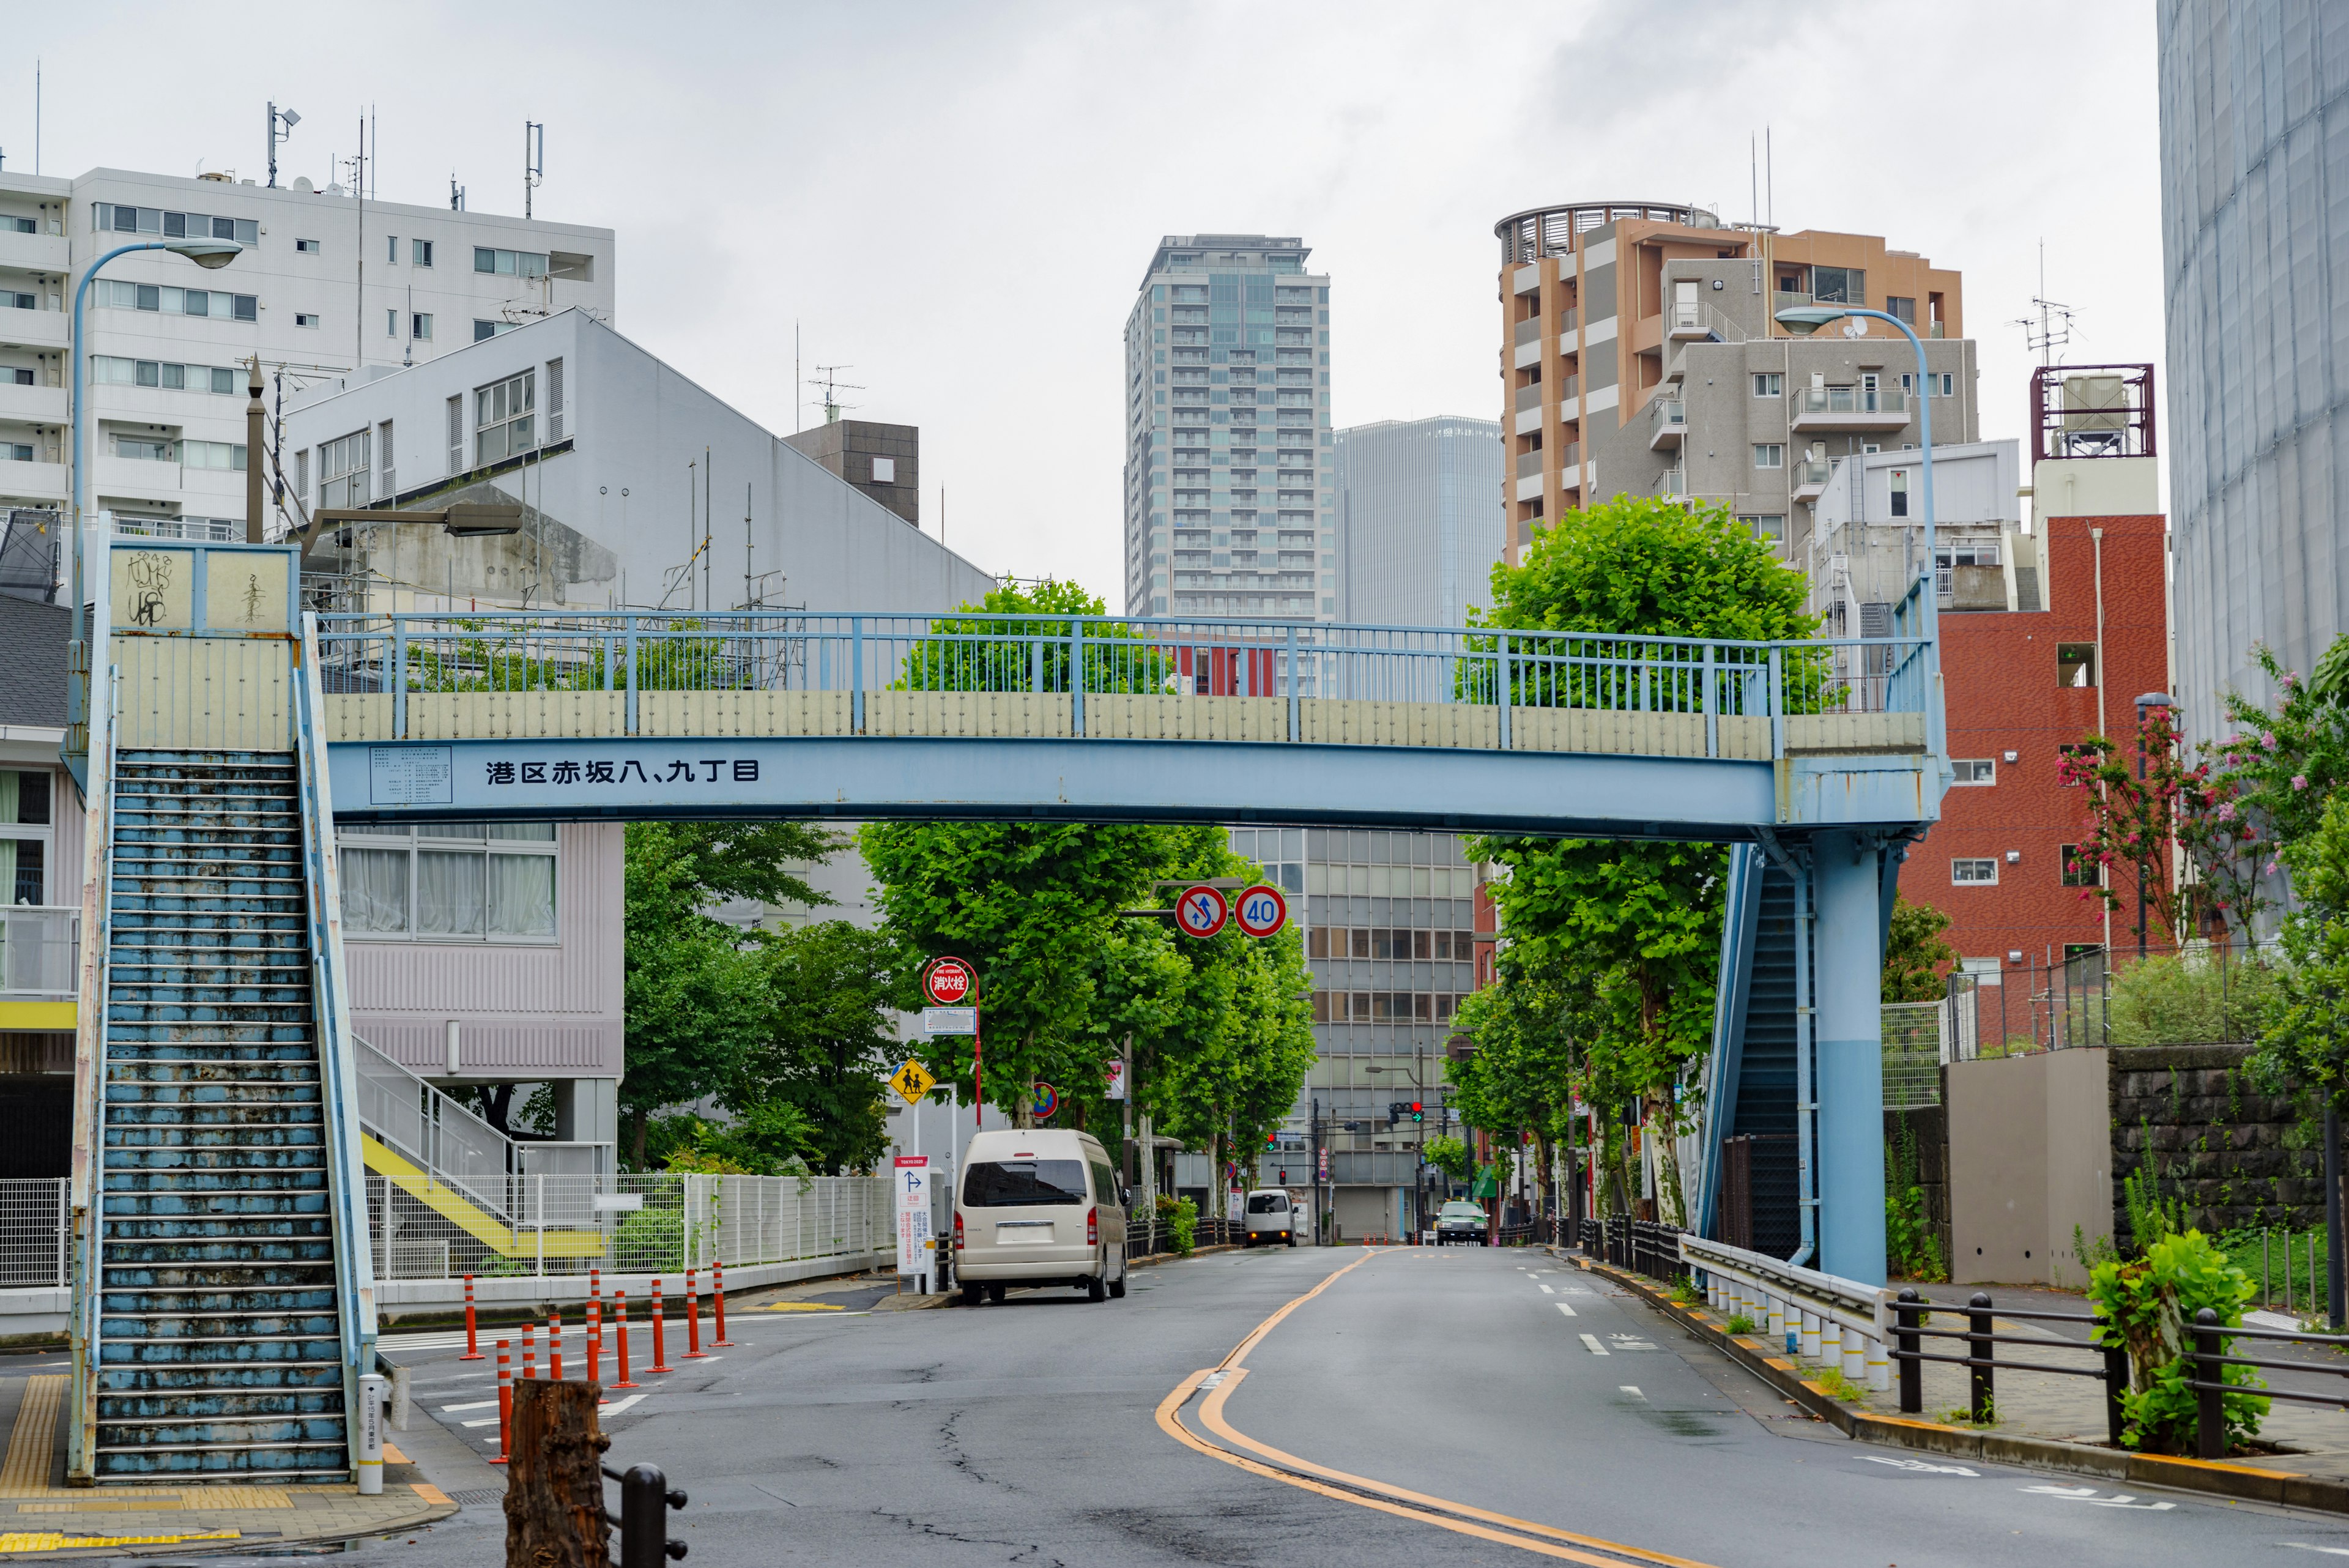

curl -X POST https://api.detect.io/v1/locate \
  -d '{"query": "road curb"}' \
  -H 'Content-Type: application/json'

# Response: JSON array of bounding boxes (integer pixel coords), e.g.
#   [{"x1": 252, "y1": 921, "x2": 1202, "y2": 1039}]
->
[{"x1": 1567, "y1": 1249, "x2": 2349, "y2": 1517}]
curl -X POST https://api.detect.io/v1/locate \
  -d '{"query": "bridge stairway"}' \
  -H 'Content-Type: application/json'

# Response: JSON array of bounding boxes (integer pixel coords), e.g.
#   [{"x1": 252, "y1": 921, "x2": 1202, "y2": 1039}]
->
[
  {"x1": 1731, "y1": 863, "x2": 1804, "y2": 1259},
  {"x1": 91, "y1": 749, "x2": 348, "y2": 1480}
]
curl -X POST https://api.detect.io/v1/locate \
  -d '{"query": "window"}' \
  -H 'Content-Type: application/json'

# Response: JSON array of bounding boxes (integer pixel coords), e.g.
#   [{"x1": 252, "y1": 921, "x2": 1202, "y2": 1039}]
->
[
  {"x1": 1751, "y1": 372, "x2": 1783, "y2": 398},
  {"x1": 1, "y1": 444, "x2": 29, "y2": 463},
  {"x1": 294, "y1": 448, "x2": 308, "y2": 502},
  {"x1": 1890, "y1": 469, "x2": 1909, "y2": 518},
  {"x1": 377, "y1": 420, "x2": 395, "y2": 499},
  {"x1": 871, "y1": 456, "x2": 896, "y2": 484},
  {"x1": 1951, "y1": 759, "x2": 1996, "y2": 785},
  {"x1": 337, "y1": 823, "x2": 558, "y2": 942},
  {"x1": 0, "y1": 769, "x2": 53, "y2": 905},
  {"x1": 1901, "y1": 371, "x2": 1956, "y2": 398},
  {"x1": 475, "y1": 370, "x2": 535, "y2": 464},
  {"x1": 413, "y1": 239, "x2": 434, "y2": 267},
  {"x1": 1951, "y1": 858, "x2": 1998, "y2": 886},
  {"x1": 113, "y1": 435, "x2": 174, "y2": 462},
  {"x1": 2, "y1": 292, "x2": 32, "y2": 311},
  {"x1": 295, "y1": 238, "x2": 321, "y2": 255},
  {"x1": 1811, "y1": 266, "x2": 1864, "y2": 303},
  {"x1": 1744, "y1": 515, "x2": 1784, "y2": 542},
  {"x1": 473, "y1": 319, "x2": 518, "y2": 342},
  {"x1": 89, "y1": 357, "x2": 239, "y2": 393},
  {"x1": 1887, "y1": 295, "x2": 1915, "y2": 324},
  {"x1": 387, "y1": 235, "x2": 399, "y2": 266},
  {"x1": 181, "y1": 440, "x2": 246, "y2": 472},
  {"x1": 960, "y1": 1160, "x2": 1085, "y2": 1208},
  {"x1": 386, "y1": 308, "x2": 399, "y2": 338},
  {"x1": 96, "y1": 205, "x2": 257, "y2": 246},
  {"x1": 546, "y1": 357, "x2": 564, "y2": 444},
  {"x1": 446, "y1": 396, "x2": 464, "y2": 475},
  {"x1": 92, "y1": 280, "x2": 258, "y2": 320},
  {"x1": 473, "y1": 247, "x2": 547, "y2": 277},
  {"x1": 411, "y1": 312, "x2": 433, "y2": 341},
  {"x1": 2057, "y1": 643, "x2": 2098, "y2": 688},
  {"x1": 2, "y1": 217, "x2": 32, "y2": 235},
  {"x1": 319, "y1": 429, "x2": 370, "y2": 510},
  {"x1": 1752, "y1": 443, "x2": 1784, "y2": 469},
  {"x1": 295, "y1": 313, "x2": 320, "y2": 329},
  {"x1": 2060, "y1": 844, "x2": 2099, "y2": 888}
]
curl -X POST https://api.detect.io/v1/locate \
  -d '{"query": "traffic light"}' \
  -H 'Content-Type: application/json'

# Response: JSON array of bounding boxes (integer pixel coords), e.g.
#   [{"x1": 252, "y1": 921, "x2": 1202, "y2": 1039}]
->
[
  {"x1": 1410, "y1": 1102, "x2": 1423, "y2": 1123},
  {"x1": 1387, "y1": 1101, "x2": 1403, "y2": 1129},
  {"x1": 1264, "y1": 1129, "x2": 1278, "y2": 1149}
]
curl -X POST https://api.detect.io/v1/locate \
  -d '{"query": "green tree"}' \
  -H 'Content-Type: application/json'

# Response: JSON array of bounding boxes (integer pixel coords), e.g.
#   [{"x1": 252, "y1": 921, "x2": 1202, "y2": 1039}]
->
[
  {"x1": 1470, "y1": 496, "x2": 1821, "y2": 1224},
  {"x1": 1883, "y1": 897, "x2": 1959, "y2": 1003},
  {"x1": 2255, "y1": 789, "x2": 2349, "y2": 1109},
  {"x1": 1447, "y1": 946, "x2": 1578, "y2": 1221},
  {"x1": 738, "y1": 920, "x2": 919, "y2": 1175},
  {"x1": 620, "y1": 820, "x2": 839, "y2": 1167}
]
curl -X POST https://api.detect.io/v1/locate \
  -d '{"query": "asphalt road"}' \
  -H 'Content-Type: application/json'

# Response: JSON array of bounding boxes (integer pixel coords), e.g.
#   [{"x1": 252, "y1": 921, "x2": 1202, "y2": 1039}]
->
[{"x1": 314, "y1": 1246, "x2": 2349, "y2": 1567}]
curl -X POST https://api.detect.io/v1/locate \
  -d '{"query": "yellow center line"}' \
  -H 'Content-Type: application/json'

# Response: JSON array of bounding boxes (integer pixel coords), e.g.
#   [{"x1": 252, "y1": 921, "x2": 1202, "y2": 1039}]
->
[{"x1": 1159, "y1": 1250, "x2": 1722, "y2": 1567}]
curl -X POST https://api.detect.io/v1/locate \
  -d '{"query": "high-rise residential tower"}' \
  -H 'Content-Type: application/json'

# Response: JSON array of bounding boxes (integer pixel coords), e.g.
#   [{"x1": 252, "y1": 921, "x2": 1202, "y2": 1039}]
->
[
  {"x1": 1493, "y1": 202, "x2": 1972, "y2": 575},
  {"x1": 1123, "y1": 235, "x2": 1335, "y2": 620},
  {"x1": 2160, "y1": 1, "x2": 2349, "y2": 746}
]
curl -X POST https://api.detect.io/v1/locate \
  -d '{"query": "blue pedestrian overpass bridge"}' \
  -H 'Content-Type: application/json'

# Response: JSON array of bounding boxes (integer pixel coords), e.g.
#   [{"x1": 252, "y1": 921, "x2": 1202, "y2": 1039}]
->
[{"x1": 63, "y1": 533, "x2": 1945, "y2": 1482}]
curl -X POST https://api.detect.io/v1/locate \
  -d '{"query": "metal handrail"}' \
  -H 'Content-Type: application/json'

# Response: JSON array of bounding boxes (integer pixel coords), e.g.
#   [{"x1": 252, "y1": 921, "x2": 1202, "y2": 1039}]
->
[
  {"x1": 66, "y1": 646, "x2": 118, "y2": 1479},
  {"x1": 296, "y1": 610, "x2": 381, "y2": 1476}
]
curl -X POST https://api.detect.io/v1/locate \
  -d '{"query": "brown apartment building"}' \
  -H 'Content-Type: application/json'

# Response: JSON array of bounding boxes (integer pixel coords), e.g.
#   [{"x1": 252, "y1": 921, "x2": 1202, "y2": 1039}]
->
[{"x1": 1494, "y1": 201, "x2": 1975, "y2": 566}]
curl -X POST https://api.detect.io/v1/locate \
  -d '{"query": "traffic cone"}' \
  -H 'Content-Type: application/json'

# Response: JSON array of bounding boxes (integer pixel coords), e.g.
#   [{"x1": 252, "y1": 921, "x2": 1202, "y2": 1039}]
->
[
  {"x1": 712, "y1": 1259, "x2": 735, "y2": 1348},
  {"x1": 549, "y1": 1309, "x2": 563, "y2": 1381},
  {"x1": 648, "y1": 1279, "x2": 671, "y2": 1373}
]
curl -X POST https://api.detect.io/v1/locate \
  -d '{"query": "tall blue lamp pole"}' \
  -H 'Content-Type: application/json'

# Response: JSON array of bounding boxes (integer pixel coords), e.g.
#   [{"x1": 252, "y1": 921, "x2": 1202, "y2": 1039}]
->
[
  {"x1": 67, "y1": 238, "x2": 240, "y2": 715},
  {"x1": 1769, "y1": 302, "x2": 1946, "y2": 1285}
]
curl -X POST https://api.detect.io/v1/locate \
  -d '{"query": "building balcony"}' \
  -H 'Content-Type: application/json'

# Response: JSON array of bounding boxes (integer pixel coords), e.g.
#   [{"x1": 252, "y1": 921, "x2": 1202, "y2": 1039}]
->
[
  {"x1": 1668, "y1": 300, "x2": 1712, "y2": 341},
  {"x1": 0, "y1": 228, "x2": 68, "y2": 274},
  {"x1": 1514, "y1": 382, "x2": 1543, "y2": 412},
  {"x1": 0, "y1": 306, "x2": 67, "y2": 352},
  {"x1": 1514, "y1": 450, "x2": 1545, "y2": 479},
  {"x1": 1513, "y1": 472, "x2": 1545, "y2": 503},
  {"x1": 0, "y1": 906, "x2": 78, "y2": 1028},
  {"x1": 1790, "y1": 385, "x2": 1910, "y2": 433},
  {"x1": 1654, "y1": 467, "x2": 1687, "y2": 501},
  {"x1": 1791, "y1": 458, "x2": 1833, "y2": 501},
  {"x1": 0, "y1": 456, "x2": 66, "y2": 502},
  {"x1": 1647, "y1": 398, "x2": 1685, "y2": 450},
  {"x1": 0, "y1": 381, "x2": 67, "y2": 423},
  {"x1": 1513, "y1": 316, "x2": 1543, "y2": 347}
]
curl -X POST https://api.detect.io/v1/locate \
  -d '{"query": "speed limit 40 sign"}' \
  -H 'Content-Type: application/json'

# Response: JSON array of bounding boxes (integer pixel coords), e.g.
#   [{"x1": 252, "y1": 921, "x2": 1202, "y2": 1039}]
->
[{"x1": 1234, "y1": 883, "x2": 1287, "y2": 937}]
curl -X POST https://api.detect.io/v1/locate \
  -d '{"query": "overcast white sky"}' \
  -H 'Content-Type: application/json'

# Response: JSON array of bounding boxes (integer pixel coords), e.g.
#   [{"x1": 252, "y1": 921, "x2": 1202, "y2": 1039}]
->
[{"x1": 17, "y1": 2, "x2": 2162, "y2": 604}]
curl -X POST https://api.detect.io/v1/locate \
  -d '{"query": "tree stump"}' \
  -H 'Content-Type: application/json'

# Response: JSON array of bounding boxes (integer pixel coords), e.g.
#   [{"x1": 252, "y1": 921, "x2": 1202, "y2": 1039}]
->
[{"x1": 506, "y1": 1379, "x2": 609, "y2": 1567}]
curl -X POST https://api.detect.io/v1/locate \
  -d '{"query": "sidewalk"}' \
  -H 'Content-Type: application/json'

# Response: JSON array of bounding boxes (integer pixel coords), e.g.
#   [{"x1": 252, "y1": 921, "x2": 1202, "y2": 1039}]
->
[
  {"x1": 1570, "y1": 1249, "x2": 2349, "y2": 1515},
  {"x1": 0, "y1": 1369, "x2": 456, "y2": 1557}
]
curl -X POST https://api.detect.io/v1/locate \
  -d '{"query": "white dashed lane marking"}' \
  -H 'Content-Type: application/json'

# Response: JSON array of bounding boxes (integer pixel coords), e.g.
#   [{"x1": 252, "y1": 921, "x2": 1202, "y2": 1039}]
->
[
  {"x1": 1554, "y1": 1301, "x2": 1578, "y2": 1318},
  {"x1": 1579, "y1": 1333, "x2": 1609, "y2": 1356}
]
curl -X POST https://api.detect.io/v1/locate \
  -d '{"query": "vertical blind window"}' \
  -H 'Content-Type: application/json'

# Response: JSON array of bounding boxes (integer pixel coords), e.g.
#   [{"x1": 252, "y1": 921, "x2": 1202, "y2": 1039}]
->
[
  {"x1": 336, "y1": 823, "x2": 557, "y2": 941},
  {"x1": 475, "y1": 371, "x2": 535, "y2": 464}
]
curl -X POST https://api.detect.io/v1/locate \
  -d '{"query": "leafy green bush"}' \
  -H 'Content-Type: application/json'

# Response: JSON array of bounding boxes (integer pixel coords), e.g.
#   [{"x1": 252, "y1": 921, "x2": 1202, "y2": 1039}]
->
[
  {"x1": 1724, "y1": 1313, "x2": 1758, "y2": 1336},
  {"x1": 1158, "y1": 1195, "x2": 1198, "y2": 1258},
  {"x1": 1885, "y1": 1123, "x2": 1946, "y2": 1281},
  {"x1": 2107, "y1": 951, "x2": 2279, "y2": 1046},
  {"x1": 2088, "y1": 1230, "x2": 2269, "y2": 1454}
]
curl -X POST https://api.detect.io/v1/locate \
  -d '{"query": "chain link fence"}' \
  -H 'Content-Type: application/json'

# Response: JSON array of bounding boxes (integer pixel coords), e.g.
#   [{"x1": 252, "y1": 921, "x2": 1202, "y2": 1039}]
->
[{"x1": 366, "y1": 1172, "x2": 887, "y2": 1282}]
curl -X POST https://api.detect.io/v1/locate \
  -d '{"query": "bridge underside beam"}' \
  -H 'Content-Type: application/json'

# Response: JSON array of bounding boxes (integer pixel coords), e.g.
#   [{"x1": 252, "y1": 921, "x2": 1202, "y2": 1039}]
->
[{"x1": 327, "y1": 737, "x2": 1929, "y2": 841}]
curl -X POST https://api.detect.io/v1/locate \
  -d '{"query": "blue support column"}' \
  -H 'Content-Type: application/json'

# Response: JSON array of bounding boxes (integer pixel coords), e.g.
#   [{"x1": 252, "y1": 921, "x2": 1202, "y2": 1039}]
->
[{"x1": 1813, "y1": 830, "x2": 1887, "y2": 1285}]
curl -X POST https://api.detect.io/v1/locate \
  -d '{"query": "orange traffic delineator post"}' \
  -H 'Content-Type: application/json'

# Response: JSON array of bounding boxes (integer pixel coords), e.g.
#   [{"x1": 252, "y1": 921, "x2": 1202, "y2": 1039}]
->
[
  {"x1": 521, "y1": 1324, "x2": 536, "y2": 1381},
  {"x1": 712, "y1": 1259, "x2": 735, "y2": 1348},
  {"x1": 685, "y1": 1269, "x2": 707, "y2": 1359},
  {"x1": 648, "y1": 1279, "x2": 671, "y2": 1373},
  {"x1": 611, "y1": 1291, "x2": 638, "y2": 1389},
  {"x1": 586, "y1": 1296, "x2": 601, "y2": 1384},
  {"x1": 460, "y1": 1274, "x2": 484, "y2": 1361},
  {"x1": 549, "y1": 1309, "x2": 563, "y2": 1381},
  {"x1": 491, "y1": 1339, "x2": 511, "y2": 1465}
]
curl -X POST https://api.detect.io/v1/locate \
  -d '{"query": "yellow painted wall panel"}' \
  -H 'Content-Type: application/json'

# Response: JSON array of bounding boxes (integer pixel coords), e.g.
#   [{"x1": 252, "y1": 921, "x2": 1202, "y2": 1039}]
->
[{"x1": 111, "y1": 637, "x2": 292, "y2": 751}]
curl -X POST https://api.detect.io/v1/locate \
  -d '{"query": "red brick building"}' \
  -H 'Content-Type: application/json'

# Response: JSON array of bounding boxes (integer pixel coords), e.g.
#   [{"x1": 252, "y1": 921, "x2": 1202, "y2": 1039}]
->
[{"x1": 1910, "y1": 366, "x2": 2167, "y2": 998}]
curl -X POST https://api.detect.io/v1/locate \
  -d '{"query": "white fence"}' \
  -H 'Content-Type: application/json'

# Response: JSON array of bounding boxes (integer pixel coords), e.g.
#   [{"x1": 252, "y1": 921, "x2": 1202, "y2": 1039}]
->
[
  {"x1": 366, "y1": 1171, "x2": 889, "y2": 1282},
  {"x1": 0, "y1": 1180, "x2": 70, "y2": 1287}
]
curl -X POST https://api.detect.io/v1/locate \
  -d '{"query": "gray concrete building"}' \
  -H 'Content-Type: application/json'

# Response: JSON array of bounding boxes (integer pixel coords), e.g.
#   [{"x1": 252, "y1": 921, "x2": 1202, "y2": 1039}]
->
[
  {"x1": 1496, "y1": 203, "x2": 1976, "y2": 571},
  {"x1": 1123, "y1": 235, "x2": 1336, "y2": 620},
  {"x1": 1332, "y1": 417, "x2": 1504, "y2": 627},
  {"x1": 2159, "y1": 0, "x2": 2349, "y2": 745}
]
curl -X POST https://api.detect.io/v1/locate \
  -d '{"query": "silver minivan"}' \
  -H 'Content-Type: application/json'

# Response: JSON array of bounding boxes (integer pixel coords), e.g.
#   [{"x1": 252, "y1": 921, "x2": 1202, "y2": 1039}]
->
[
  {"x1": 953, "y1": 1129, "x2": 1129, "y2": 1305},
  {"x1": 1242, "y1": 1188, "x2": 1299, "y2": 1247}
]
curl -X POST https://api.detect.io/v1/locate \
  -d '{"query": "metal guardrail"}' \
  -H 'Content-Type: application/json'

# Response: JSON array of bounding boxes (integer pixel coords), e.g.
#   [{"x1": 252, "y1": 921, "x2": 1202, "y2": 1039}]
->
[
  {"x1": 1679, "y1": 1233, "x2": 1894, "y2": 1392},
  {"x1": 357, "y1": 1034, "x2": 611, "y2": 1224},
  {"x1": 312, "y1": 609, "x2": 1934, "y2": 748}
]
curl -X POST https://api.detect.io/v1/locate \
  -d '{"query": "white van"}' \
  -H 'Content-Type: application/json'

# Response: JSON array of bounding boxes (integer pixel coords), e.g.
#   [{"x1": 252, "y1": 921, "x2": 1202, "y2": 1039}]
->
[
  {"x1": 952, "y1": 1129, "x2": 1129, "y2": 1305},
  {"x1": 1242, "y1": 1189, "x2": 1299, "y2": 1247}
]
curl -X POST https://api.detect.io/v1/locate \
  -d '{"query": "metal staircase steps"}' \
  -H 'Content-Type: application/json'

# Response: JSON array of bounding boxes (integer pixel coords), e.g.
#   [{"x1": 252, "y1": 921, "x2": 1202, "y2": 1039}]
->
[{"x1": 91, "y1": 751, "x2": 348, "y2": 1479}]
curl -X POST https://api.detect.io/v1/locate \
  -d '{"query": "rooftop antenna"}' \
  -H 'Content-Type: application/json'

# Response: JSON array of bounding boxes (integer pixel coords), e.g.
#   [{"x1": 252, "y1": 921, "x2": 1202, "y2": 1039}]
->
[
  {"x1": 450, "y1": 172, "x2": 465, "y2": 212},
  {"x1": 524, "y1": 122, "x2": 544, "y2": 218},
  {"x1": 2013, "y1": 239, "x2": 2075, "y2": 367},
  {"x1": 34, "y1": 59, "x2": 40, "y2": 176},
  {"x1": 808, "y1": 365, "x2": 863, "y2": 424}
]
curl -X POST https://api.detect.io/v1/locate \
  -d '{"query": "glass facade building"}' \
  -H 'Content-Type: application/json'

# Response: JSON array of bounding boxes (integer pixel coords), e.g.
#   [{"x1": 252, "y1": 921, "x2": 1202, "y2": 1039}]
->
[
  {"x1": 1332, "y1": 416, "x2": 1505, "y2": 628},
  {"x1": 2160, "y1": 1, "x2": 2349, "y2": 748},
  {"x1": 1123, "y1": 235, "x2": 1337, "y2": 620}
]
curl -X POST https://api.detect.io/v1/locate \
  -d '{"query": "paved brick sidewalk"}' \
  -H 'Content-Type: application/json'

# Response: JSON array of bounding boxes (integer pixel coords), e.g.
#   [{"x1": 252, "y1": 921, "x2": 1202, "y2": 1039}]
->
[{"x1": 0, "y1": 1372, "x2": 456, "y2": 1556}]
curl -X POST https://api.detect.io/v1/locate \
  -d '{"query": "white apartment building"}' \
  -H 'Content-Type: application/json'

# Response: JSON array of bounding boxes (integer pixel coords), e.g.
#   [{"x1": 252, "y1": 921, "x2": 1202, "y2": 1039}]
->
[
  {"x1": 1122, "y1": 234, "x2": 1336, "y2": 620},
  {"x1": 0, "y1": 163, "x2": 614, "y2": 563}
]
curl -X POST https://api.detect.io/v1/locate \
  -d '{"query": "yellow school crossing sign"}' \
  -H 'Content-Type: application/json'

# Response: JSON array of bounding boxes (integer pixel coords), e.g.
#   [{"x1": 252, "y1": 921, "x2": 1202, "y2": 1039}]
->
[{"x1": 889, "y1": 1058, "x2": 938, "y2": 1106}]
